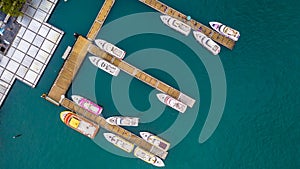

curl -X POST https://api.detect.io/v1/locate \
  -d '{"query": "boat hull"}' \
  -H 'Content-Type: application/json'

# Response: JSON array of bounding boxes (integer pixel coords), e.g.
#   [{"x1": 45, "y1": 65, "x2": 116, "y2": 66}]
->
[
  {"x1": 106, "y1": 116, "x2": 139, "y2": 126},
  {"x1": 103, "y1": 133, "x2": 134, "y2": 153},
  {"x1": 95, "y1": 39, "x2": 126, "y2": 59},
  {"x1": 71, "y1": 95, "x2": 103, "y2": 115},
  {"x1": 140, "y1": 132, "x2": 170, "y2": 151},
  {"x1": 209, "y1": 21, "x2": 240, "y2": 41},
  {"x1": 134, "y1": 147, "x2": 165, "y2": 167},
  {"x1": 89, "y1": 56, "x2": 120, "y2": 76},
  {"x1": 160, "y1": 15, "x2": 191, "y2": 36},
  {"x1": 60, "y1": 111, "x2": 99, "y2": 139},
  {"x1": 193, "y1": 31, "x2": 221, "y2": 55},
  {"x1": 157, "y1": 93, "x2": 187, "y2": 113}
]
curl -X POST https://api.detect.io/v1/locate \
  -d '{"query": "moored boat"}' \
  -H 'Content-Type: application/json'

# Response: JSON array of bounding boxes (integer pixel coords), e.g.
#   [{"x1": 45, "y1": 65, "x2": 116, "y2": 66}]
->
[
  {"x1": 60, "y1": 111, "x2": 99, "y2": 139},
  {"x1": 160, "y1": 15, "x2": 191, "y2": 36},
  {"x1": 103, "y1": 133, "x2": 134, "y2": 153},
  {"x1": 106, "y1": 116, "x2": 139, "y2": 126},
  {"x1": 193, "y1": 31, "x2": 221, "y2": 55},
  {"x1": 95, "y1": 39, "x2": 126, "y2": 59},
  {"x1": 134, "y1": 147, "x2": 165, "y2": 167},
  {"x1": 209, "y1": 21, "x2": 240, "y2": 41},
  {"x1": 156, "y1": 93, "x2": 187, "y2": 113},
  {"x1": 71, "y1": 95, "x2": 103, "y2": 115},
  {"x1": 89, "y1": 56, "x2": 120, "y2": 76},
  {"x1": 140, "y1": 132, "x2": 170, "y2": 152}
]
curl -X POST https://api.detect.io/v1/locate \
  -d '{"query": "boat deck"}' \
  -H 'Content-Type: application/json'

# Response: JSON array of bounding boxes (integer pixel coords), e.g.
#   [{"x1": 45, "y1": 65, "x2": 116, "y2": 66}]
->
[
  {"x1": 88, "y1": 44, "x2": 195, "y2": 108},
  {"x1": 139, "y1": 0, "x2": 236, "y2": 50},
  {"x1": 61, "y1": 98, "x2": 168, "y2": 159}
]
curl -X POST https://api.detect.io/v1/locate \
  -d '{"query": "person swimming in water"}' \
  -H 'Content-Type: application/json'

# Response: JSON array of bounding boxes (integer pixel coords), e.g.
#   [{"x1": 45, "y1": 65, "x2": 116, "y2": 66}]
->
[{"x1": 13, "y1": 134, "x2": 22, "y2": 138}]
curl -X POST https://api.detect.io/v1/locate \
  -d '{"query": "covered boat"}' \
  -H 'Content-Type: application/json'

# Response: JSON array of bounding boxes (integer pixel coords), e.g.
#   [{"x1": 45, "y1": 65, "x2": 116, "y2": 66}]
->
[
  {"x1": 140, "y1": 132, "x2": 170, "y2": 152},
  {"x1": 103, "y1": 133, "x2": 134, "y2": 153},
  {"x1": 209, "y1": 21, "x2": 240, "y2": 41},
  {"x1": 71, "y1": 95, "x2": 103, "y2": 115},
  {"x1": 89, "y1": 56, "x2": 120, "y2": 76},
  {"x1": 193, "y1": 31, "x2": 221, "y2": 55},
  {"x1": 160, "y1": 15, "x2": 191, "y2": 36},
  {"x1": 95, "y1": 39, "x2": 126, "y2": 59},
  {"x1": 156, "y1": 93, "x2": 187, "y2": 113},
  {"x1": 106, "y1": 116, "x2": 139, "y2": 126},
  {"x1": 60, "y1": 111, "x2": 99, "y2": 139},
  {"x1": 134, "y1": 147, "x2": 165, "y2": 167}
]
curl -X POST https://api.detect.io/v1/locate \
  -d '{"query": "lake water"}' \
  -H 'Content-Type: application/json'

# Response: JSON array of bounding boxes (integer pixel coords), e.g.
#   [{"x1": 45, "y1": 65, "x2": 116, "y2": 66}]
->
[{"x1": 1, "y1": 0, "x2": 299, "y2": 169}]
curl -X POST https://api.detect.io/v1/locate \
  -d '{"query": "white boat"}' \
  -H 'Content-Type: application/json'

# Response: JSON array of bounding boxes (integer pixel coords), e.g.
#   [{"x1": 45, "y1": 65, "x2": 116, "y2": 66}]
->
[
  {"x1": 140, "y1": 132, "x2": 170, "y2": 152},
  {"x1": 160, "y1": 15, "x2": 191, "y2": 36},
  {"x1": 156, "y1": 93, "x2": 187, "y2": 113},
  {"x1": 209, "y1": 21, "x2": 240, "y2": 41},
  {"x1": 89, "y1": 56, "x2": 120, "y2": 76},
  {"x1": 103, "y1": 133, "x2": 134, "y2": 153},
  {"x1": 193, "y1": 31, "x2": 221, "y2": 55},
  {"x1": 106, "y1": 116, "x2": 139, "y2": 126},
  {"x1": 134, "y1": 147, "x2": 165, "y2": 167},
  {"x1": 71, "y1": 95, "x2": 103, "y2": 115},
  {"x1": 95, "y1": 39, "x2": 126, "y2": 59}
]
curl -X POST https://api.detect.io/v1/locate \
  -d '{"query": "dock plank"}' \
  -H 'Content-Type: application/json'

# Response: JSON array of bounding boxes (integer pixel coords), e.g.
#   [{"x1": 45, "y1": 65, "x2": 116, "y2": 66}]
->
[
  {"x1": 139, "y1": 0, "x2": 235, "y2": 50},
  {"x1": 88, "y1": 44, "x2": 195, "y2": 107}
]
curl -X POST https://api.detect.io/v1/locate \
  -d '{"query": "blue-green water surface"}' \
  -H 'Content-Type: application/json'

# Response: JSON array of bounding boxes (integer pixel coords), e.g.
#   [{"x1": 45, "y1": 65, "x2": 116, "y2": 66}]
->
[{"x1": 1, "y1": 0, "x2": 300, "y2": 169}]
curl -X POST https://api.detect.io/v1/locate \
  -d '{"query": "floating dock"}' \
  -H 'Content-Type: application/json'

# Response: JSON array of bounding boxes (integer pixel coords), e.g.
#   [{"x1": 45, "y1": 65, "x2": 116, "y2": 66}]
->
[
  {"x1": 47, "y1": 36, "x2": 90, "y2": 103},
  {"x1": 60, "y1": 98, "x2": 168, "y2": 159},
  {"x1": 42, "y1": 0, "x2": 214, "y2": 162},
  {"x1": 43, "y1": 0, "x2": 172, "y2": 160},
  {"x1": 87, "y1": 0, "x2": 115, "y2": 40},
  {"x1": 88, "y1": 44, "x2": 195, "y2": 108},
  {"x1": 139, "y1": 0, "x2": 236, "y2": 50}
]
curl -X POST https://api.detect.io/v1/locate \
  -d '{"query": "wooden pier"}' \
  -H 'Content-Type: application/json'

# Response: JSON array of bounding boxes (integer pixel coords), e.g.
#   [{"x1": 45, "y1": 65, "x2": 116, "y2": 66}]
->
[
  {"x1": 139, "y1": 0, "x2": 236, "y2": 50},
  {"x1": 87, "y1": 0, "x2": 115, "y2": 40},
  {"x1": 60, "y1": 98, "x2": 168, "y2": 159},
  {"x1": 47, "y1": 36, "x2": 90, "y2": 103},
  {"x1": 42, "y1": 0, "x2": 204, "y2": 162},
  {"x1": 88, "y1": 44, "x2": 195, "y2": 108}
]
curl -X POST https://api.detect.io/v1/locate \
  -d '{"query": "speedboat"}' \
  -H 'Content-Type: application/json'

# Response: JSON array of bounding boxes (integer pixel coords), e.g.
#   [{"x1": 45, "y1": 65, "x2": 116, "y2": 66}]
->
[
  {"x1": 134, "y1": 147, "x2": 165, "y2": 167},
  {"x1": 60, "y1": 111, "x2": 99, "y2": 139},
  {"x1": 193, "y1": 31, "x2": 221, "y2": 55},
  {"x1": 140, "y1": 132, "x2": 170, "y2": 152},
  {"x1": 209, "y1": 21, "x2": 240, "y2": 41},
  {"x1": 160, "y1": 15, "x2": 191, "y2": 36},
  {"x1": 103, "y1": 133, "x2": 134, "y2": 153},
  {"x1": 71, "y1": 95, "x2": 103, "y2": 116},
  {"x1": 95, "y1": 39, "x2": 126, "y2": 59},
  {"x1": 89, "y1": 56, "x2": 120, "y2": 76},
  {"x1": 106, "y1": 116, "x2": 139, "y2": 126},
  {"x1": 156, "y1": 93, "x2": 187, "y2": 113}
]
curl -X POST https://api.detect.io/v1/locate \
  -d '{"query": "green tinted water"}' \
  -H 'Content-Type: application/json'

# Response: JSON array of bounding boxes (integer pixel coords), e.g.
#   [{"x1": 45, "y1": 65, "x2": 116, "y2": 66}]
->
[{"x1": 1, "y1": 0, "x2": 299, "y2": 169}]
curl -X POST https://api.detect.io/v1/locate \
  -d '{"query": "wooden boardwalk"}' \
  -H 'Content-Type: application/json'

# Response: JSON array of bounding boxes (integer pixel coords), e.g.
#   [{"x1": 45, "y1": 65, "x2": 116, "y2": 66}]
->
[
  {"x1": 139, "y1": 0, "x2": 236, "y2": 50},
  {"x1": 60, "y1": 98, "x2": 168, "y2": 159},
  {"x1": 88, "y1": 44, "x2": 195, "y2": 108},
  {"x1": 43, "y1": 0, "x2": 171, "y2": 161},
  {"x1": 47, "y1": 36, "x2": 91, "y2": 103},
  {"x1": 87, "y1": 0, "x2": 115, "y2": 40}
]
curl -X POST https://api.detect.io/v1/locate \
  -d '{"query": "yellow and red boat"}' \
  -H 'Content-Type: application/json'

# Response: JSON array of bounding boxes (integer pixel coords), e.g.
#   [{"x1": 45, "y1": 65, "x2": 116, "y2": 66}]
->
[{"x1": 60, "y1": 111, "x2": 99, "y2": 139}]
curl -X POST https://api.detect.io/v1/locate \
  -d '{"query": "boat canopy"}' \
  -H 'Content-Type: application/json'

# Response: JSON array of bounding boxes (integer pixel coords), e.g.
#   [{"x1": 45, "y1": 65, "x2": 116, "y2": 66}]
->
[{"x1": 70, "y1": 118, "x2": 80, "y2": 128}]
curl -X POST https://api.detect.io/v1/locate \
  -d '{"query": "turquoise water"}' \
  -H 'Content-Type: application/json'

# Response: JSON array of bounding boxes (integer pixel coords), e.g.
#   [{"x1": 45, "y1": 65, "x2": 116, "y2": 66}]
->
[{"x1": 1, "y1": 0, "x2": 300, "y2": 169}]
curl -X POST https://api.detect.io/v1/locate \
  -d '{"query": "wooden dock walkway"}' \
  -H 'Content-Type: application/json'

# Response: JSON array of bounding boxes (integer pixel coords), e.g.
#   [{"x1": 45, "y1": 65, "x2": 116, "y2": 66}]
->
[
  {"x1": 88, "y1": 44, "x2": 195, "y2": 108},
  {"x1": 47, "y1": 36, "x2": 91, "y2": 103},
  {"x1": 43, "y1": 0, "x2": 171, "y2": 161},
  {"x1": 139, "y1": 0, "x2": 236, "y2": 50},
  {"x1": 87, "y1": 0, "x2": 115, "y2": 40},
  {"x1": 60, "y1": 98, "x2": 168, "y2": 159}
]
